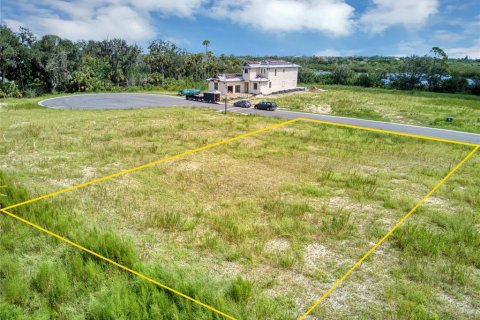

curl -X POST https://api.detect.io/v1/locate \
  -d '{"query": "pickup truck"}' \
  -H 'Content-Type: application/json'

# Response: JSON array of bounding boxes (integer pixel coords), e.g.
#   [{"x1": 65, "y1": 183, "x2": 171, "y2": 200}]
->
[{"x1": 178, "y1": 88, "x2": 201, "y2": 96}]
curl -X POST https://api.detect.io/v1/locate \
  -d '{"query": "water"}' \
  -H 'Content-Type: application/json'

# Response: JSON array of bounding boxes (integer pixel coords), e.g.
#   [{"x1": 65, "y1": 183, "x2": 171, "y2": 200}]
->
[{"x1": 312, "y1": 70, "x2": 477, "y2": 86}]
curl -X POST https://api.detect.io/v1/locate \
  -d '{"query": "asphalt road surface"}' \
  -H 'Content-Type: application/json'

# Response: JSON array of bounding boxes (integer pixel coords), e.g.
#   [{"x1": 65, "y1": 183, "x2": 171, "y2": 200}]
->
[{"x1": 39, "y1": 93, "x2": 480, "y2": 145}]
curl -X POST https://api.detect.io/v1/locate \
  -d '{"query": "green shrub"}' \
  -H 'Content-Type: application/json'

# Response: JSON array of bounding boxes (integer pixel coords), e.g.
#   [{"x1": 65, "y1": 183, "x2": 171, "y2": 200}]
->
[
  {"x1": 0, "y1": 303, "x2": 28, "y2": 320},
  {"x1": 393, "y1": 224, "x2": 441, "y2": 257},
  {"x1": 228, "y1": 277, "x2": 253, "y2": 303},
  {"x1": 32, "y1": 262, "x2": 71, "y2": 307},
  {"x1": 0, "y1": 81, "x2": 22, "y2": 98},
  {"x1": 320, "y1": 209, "x2": 354, "y2": 237},
  {"x1": 0, "y1": 257, "x2": 30, "y2": 305},
  {"x1": 79, "y1": 229, "x2": 138, "y2": 268}
]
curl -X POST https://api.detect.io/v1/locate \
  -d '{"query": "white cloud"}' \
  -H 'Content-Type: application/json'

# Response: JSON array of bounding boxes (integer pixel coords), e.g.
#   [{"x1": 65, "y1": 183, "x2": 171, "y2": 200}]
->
[
  {"x1": 211, "y1": 0, "x2": 355, "y2": 36},
  {"x1": 445, "y1": 40, "x2": 480, "y2": 59},
  {"x1": 5, "y1": 0, "x2": 207, "y2": 43},
  {"x1": 360, "y1": 0, "x2": 439, "y2": 33},
  {"x1": 32, "y1": 5, "x2": 155, "y2": 42},
  {"x1": 433, "y1": 30, "x2": 464, "y2": 42},
  {"x1": 315, "y1": 49, "x2": 341, "y2": 56}
]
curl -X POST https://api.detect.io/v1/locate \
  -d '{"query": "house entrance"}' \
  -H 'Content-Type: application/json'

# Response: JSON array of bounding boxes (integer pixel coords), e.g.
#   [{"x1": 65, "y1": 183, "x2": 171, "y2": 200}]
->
[{"x1": 244, "y1": 83, "x2": 249, "y2": 93}]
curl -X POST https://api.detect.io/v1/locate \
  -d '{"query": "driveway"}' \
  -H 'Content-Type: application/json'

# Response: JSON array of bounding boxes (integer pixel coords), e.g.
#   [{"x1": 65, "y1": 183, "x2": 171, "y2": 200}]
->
[
  {"x1": 39, "y1": 93, "x2": 209, "y2": 109},
  {"x1": 39, "y1": 93, "x2": 480, "y2": 145}
]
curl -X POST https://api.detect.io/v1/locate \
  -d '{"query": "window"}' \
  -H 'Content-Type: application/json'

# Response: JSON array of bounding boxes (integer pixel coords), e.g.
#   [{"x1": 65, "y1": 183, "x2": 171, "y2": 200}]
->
[
  {"x1": 253, "y1": 83, "x2": 258, "y2": 90},
  {"x1": 283, "y1": 68, "x2": 285, "y2": 72},
  {"x1": 269, "y1": 82, "x2": 271, "y2": 88},
  {"x1": 235, "y1": 85, "x2": 240, "y2": 93},
  {"x1": 275, "y1": 69, "x2": 277, "y2": 76},
  {"x1": 214, "y1": 83, "x2": 218, "y2": 90},
  {"x1": 244, "y1": 69, "x2": 248, "y2": 74}
]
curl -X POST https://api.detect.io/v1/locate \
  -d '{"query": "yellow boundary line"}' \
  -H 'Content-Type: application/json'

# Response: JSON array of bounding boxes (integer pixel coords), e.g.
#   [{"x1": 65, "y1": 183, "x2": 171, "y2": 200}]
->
[
  {"x1": 0, "y1": 207, "x2": 238, "y2": 320},
  {"x1": 299, "y1": 145, "x2": 479, "y2": 319},
  {"x1": 0, "y1": 119, "x2": 297, "y2": 320},
  {"x1": 1, "y1": 115, "x2": 478, "y2": 319},
  {"x1": 2, "y1": 118, "x2": 300, "y2": 211}
]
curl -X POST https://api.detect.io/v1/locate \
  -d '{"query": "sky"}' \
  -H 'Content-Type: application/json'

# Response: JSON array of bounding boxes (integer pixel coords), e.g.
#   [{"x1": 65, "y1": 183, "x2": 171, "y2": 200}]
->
[{"x1": 1, "y1": 0, "x2": 479, "y2": 58}]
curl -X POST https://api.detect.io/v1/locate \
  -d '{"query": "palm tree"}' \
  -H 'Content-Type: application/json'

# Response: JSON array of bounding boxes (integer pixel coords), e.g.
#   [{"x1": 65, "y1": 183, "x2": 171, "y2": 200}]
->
[
  {"x1": 202, "y1": 39, "x2": 210, "y2": 56},
  {"x1": 202, "y1": 40, "x2": 211, "y2": 80}
]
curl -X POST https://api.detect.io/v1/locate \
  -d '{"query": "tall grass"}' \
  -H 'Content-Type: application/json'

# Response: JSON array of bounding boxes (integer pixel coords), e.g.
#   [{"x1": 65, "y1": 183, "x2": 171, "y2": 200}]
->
[
  {"x1": 1, "y1": 101, "x2": 478, "y2": 318},
  {"x1": 0, "y1": 170, "x2": 291, "y2": 319}
]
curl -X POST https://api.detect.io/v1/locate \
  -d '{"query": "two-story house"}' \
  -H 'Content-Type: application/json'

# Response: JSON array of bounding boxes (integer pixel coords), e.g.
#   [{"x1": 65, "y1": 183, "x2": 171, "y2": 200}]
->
[{"x1": 206, "y1": 60, "x2": 300, "y2": 95}]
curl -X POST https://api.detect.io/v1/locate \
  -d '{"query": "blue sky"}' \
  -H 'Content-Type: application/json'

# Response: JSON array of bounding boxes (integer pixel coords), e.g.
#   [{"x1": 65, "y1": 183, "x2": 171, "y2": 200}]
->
[{"x1": 1, "y1": 0, "x2": 479, "y2": 58}]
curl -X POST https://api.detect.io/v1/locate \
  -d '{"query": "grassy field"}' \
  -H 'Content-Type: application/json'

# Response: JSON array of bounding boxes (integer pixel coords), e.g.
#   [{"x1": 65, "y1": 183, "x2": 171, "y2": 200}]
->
[
  {"x1": 248, "y1": 85, "x2": 480, "y2": 134},
  {"x1": 0, "y1": 98, "x2": 479, "y2": 319}
]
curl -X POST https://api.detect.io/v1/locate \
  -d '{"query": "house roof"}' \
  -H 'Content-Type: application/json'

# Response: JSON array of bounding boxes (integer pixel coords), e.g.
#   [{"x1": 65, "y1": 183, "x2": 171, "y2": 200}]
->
[
  {"x1": 206, "y1": 73, "x2": 244, "y2": 82},
  {"x1": 243, "y1": 60, "x2": 300, "y2": 69}
]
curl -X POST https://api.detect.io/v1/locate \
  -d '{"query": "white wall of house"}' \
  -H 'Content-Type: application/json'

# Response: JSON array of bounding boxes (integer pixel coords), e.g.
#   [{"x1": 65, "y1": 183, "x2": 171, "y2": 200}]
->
[
  {"x1": 208, "y1": 62, "x2": 299, "y2": 96},
  {"x1": 266, "y1": 67, "x2": 298, "y2": 92},
  {"x1": 208, "y1": 81, "x2": 220, "y2": 92},
  {"x1": 249, "y1": 82, "x2": 262, "y2": 94},
  {"x1": 208, "y1": 81, "x2": 245, "y2": 94},
  {"x1": 244, "y1": 68, "x2": 257, "y2": 81},
  {"x1": 249, "y1": 81, "x2": 270, "y2": 94}
]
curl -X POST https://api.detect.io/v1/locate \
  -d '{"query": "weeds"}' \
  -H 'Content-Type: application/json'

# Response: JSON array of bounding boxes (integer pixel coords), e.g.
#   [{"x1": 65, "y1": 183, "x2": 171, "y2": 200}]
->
[
  {"x1": 320, "y1": 208, "x2": 355, "y2": 238},
  {"x1": 228, "y1": 277, "x2": 253, "y2": 303},
  {"x1": 1, "y1": 99, "x2": 478, "y2": 318}
]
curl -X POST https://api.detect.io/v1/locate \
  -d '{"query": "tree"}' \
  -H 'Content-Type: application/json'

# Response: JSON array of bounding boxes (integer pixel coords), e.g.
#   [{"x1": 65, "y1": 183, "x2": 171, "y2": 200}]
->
[
  {"x1": 391, "y1": 56, "x2": 430, "y2": 90},
  {"x1": 331, "y1": 65, "x2": 354, "y2": 85},
  {"x1": 0, "y1": 25, "x2": 21, "y2": 85},
  {"x1": 202, "y1": 39, "x2": 210, "y2": 56},
  {"x1": 355, "y1": 73, "x2": 374, "y2": 87},
  {"x1": 428, "y1": 47, "x2": 448, "y2": 91},
  {"x1": 147, "y1": 40, "x2": 187, "y2": 79}
]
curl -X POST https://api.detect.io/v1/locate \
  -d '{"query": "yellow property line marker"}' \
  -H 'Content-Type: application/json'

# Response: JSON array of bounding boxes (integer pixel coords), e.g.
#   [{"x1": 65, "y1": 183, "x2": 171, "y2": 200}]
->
[
  {"x1": 299, "y1": 145, "x2": 479, "y2": 320},
  {"x1": 0, "y1": 119, "x2": 298, "y2": 320},
  {"x1": 2, "y1": 118, "x2": 300, "y2": 211},
  {"x1": 0, "y1": 208, "x2": 239, "y2": 320},
  {"x1": 3, "y1": 117, "x2": 475, "y2": 213},
  {"x1": 299, "y1": 117, "x2": 478, "y2": 147},
  {"x1": 1, "y1": 113, "x2": 478, "y2": 319}
]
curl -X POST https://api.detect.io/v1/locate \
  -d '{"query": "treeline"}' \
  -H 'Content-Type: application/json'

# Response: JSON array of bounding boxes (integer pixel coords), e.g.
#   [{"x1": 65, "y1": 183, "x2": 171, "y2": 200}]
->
[
  {"x1": 1, "y1": 24, "x2": 480, "y2": 98},
  {"x1": 252, "y1": 51, "x2": 480, "y2": 95},
  {"x1": 0, "y1": 25, "x2": 241, "y2": 98},
  {"x1": 296, "y1": 52, "x2": 480, "y2": 95}
]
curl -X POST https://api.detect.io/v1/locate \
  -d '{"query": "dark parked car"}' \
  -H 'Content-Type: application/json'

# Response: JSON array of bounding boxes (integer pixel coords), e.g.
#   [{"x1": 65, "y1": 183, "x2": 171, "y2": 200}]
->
[
  {"x1": 254, "y1": 101, "x2": 277, "y2": 111},
  {"x1": 233, "y1": 100, "x2": 251, "y2": 108}
]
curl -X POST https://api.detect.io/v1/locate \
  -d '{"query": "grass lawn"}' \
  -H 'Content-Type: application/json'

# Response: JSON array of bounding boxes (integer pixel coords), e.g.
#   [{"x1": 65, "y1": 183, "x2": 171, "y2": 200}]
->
[
  {"x1": 248, "y1": 85, "x2": 480, "y2": 134},
  {"x1": 0, "y1": 98, "x2": 479, "y2": 319}
]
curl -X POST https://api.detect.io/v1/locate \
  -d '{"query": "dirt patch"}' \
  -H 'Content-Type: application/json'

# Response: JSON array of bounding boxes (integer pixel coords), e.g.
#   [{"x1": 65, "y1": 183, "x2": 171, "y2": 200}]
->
[
  {"x1": 304, "y1": 243, "x2": 331, "y2": 270},
  {"x1": 305, "y1": 104, "x2": 332, "y2": 114},
  {"x1": 266, "y1": 238, "x2": 291, "y2": 252},
  {"x1": 177, "y1": 161, "x2": 201, "y2": 171},
  {"x1": 308, "y1": 87, "x2": 328, "y2": 93},
  {"x1": 437, "y1": 291, "x2": 480, "y2": 317},
  {"x1": 424, "y1": 196, "x2": 451, "y2": 209},
  {"x1": 327, "y1": 196, "x2": 373, "y2": 212},
  {"x1": 82, "y1": 166, "x2": 97, "y2": 178}
]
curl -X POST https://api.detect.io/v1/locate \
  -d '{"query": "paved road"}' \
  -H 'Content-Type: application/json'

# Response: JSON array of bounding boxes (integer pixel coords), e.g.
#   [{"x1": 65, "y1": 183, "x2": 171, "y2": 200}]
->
[
  {"x1": 39, "y1": 93, "x2": 480, "y2": 145},
  {"x1": 39, "y1": 93, "x2": 209, "y2": 109}
]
